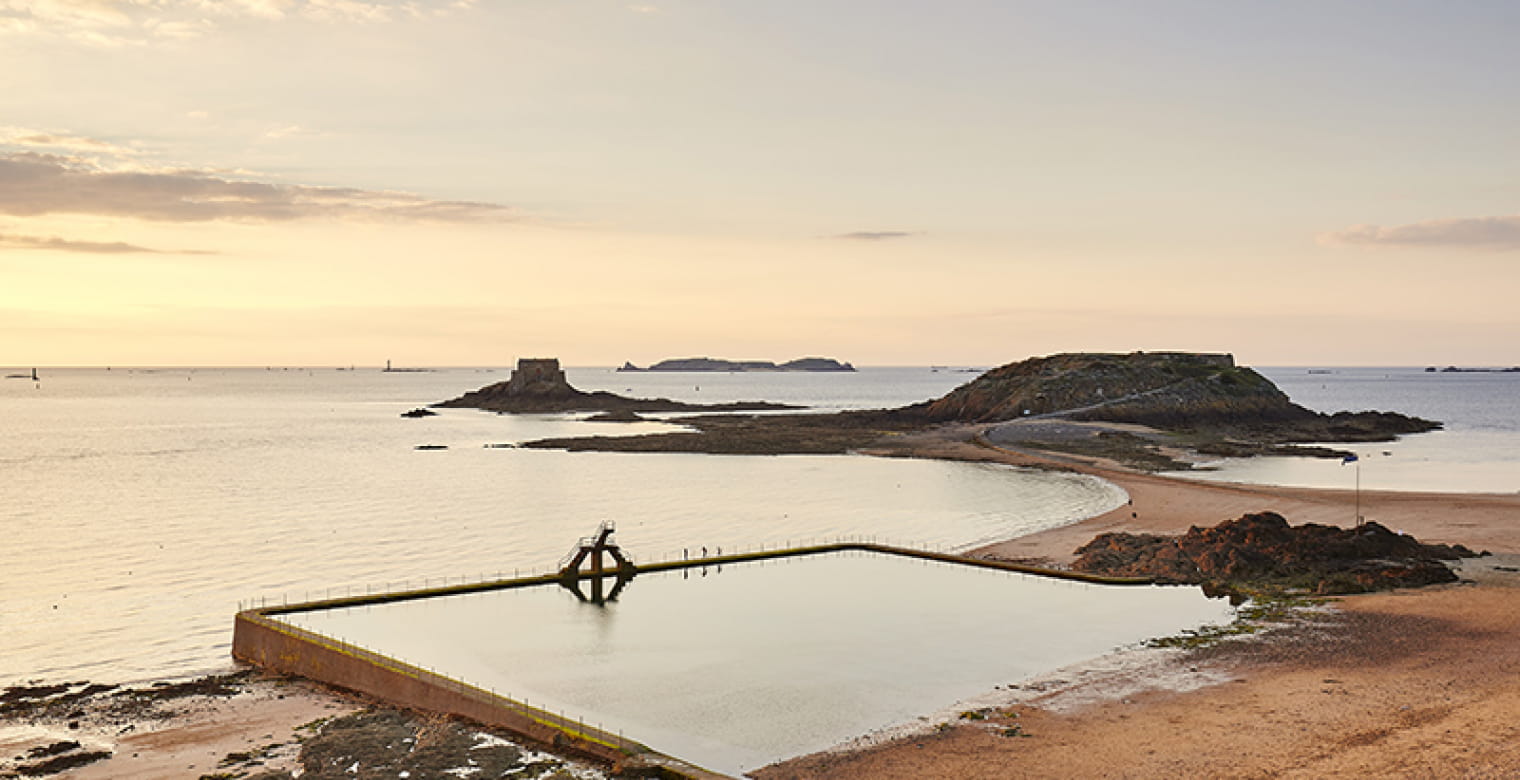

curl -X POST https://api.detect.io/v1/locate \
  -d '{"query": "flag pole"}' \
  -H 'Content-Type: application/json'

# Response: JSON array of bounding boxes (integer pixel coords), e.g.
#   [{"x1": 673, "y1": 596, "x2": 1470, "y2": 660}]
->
[
  {"x1": 1355, "y1": 458, "x2": 1361, "y2": 527},
  {"x1": 1343, "y1": 452, "x2": 1362, "y2": 527}
]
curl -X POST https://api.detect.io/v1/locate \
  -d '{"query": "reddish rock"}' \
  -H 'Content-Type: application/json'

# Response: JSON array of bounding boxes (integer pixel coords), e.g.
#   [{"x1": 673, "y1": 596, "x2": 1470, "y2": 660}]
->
[{"x1": 1072, "y1": 512, "x2": 1480, "y2": 594}]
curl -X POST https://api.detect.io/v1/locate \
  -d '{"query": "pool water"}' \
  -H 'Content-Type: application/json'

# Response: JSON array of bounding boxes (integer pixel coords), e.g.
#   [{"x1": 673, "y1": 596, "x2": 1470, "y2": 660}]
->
[{"x1": 281, "y1": 551, "x2": 1234, "y2": 776}]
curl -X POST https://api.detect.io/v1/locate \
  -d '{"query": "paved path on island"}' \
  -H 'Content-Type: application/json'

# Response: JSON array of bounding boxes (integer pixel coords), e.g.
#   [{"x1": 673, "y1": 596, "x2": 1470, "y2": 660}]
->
[{"x1": 983, "y1": 377, "x2": 1193, "y2": 425}]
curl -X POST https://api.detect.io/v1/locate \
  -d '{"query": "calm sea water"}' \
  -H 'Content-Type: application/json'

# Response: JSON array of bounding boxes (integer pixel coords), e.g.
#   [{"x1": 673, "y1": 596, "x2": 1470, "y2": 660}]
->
[
  {"x1": 1, "y1": 366, "x2": 1124, "y2": 689},
  {"x1": 1174, "y1": 367, "x2": 1520, "y2": 494},
  {"x1": 5, "y1": 364, "x2": 1509, "y2": 696}
]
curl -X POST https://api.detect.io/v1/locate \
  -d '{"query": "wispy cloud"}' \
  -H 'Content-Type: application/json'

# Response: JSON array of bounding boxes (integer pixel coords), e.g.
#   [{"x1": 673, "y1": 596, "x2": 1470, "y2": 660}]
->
[
  {"x1": 1321, "y1": 215, "x2": 1520, "y2": 251},
  {"x1": 833, "y1": 230, "x2": 917, "y2": 241},
  {"x1": 1, "y1": 126, "x2": 136, "y2": 157},
  {"x1": 0, "y1": 231, "x2": 212, "y2": 254},
  {"x1": 0, "y1": 151, "x2": 518, "y2": 223},
  {"x1": 0, "y1": 0, "x2": 478, "y2": 45}
]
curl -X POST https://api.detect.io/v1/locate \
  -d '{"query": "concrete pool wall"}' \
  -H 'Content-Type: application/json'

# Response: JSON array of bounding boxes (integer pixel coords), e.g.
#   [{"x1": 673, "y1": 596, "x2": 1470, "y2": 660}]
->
[{"x1": 232, "y1": 542, "x2": 1155, "y2": 779}]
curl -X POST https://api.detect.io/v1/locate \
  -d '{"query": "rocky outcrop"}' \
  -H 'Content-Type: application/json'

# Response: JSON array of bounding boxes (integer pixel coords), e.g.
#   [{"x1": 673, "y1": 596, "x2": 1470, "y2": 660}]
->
[
  {"x1": 618, "y1": 357, "x2": 855, "y2": 372},
  {"x1": 504, "y1": 351, "x2": 1441, "y2": 457},
  {"x1": 1071, "y1": 511, "x2": 1481, "y2": 594},
  {"x1": 902, "y1": 352, "x2": 1439, "y2": 442},
  {"x1": 436, "y1": 358, "x2": 799, "y2": 414}
]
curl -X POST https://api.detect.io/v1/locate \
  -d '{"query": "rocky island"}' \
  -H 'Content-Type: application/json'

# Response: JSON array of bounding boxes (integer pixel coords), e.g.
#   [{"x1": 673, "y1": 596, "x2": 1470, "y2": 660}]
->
[
  {"x1": 434, "y1": 358, "x2": 799, "y2": 414},
  {"x1": 511, "y1": 351, "x2": 1440, "y2": 462},
  {"x1": 618, "y1": 356, "x2": 855, "y2": 372}
]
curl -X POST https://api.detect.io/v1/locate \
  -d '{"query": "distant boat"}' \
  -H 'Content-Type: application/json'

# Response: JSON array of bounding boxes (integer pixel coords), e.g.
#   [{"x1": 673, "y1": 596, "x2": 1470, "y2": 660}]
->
[{"x1": 5, "y1": 368, "x2": 37, "y2": 381}]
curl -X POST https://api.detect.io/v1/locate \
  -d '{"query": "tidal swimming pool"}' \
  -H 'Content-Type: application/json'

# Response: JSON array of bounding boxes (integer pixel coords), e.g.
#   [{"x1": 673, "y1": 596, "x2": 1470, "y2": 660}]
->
[{"x1": 279, "y1": 551, "x2": 1235, "y2": 776}]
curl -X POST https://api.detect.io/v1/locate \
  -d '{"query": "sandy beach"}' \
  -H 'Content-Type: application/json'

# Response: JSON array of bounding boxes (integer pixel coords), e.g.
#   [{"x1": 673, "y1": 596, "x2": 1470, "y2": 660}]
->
[
  {"x1": 753, "y1": 428, "x2": 1520, "y2": 778},
  {"x1": 7, "y1": 426, "x2": 1518, "y2": 779},
  {"x1": 755, "y1": 555, "x2": 1520, "y2": 779}
]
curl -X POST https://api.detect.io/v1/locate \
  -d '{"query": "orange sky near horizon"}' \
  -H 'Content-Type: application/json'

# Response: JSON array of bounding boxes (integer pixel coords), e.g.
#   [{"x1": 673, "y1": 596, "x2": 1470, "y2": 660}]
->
[{"x1": 3, "y1": 1, "x2": 1518, "y2": 367}]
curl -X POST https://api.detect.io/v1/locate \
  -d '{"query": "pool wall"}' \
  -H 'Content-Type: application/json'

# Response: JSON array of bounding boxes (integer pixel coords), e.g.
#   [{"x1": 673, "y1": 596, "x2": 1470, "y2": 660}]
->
[{"x1": 232, "y1": 542, "x2": 1152, "y2": 779}]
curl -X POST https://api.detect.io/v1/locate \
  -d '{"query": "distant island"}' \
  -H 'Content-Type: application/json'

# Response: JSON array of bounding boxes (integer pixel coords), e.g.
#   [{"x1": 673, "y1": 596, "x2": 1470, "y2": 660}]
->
[
  {"x1": 618, "y1": 357, "x2": 855, "y2": 372},
  {"x1": 1425, "y1": 366, "x2": 1520, "y2": 373}
]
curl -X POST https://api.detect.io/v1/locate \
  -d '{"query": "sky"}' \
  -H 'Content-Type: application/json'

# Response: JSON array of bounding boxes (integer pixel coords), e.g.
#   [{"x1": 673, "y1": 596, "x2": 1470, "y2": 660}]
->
[{"x1": 2, "y1": 0, "x2": 1518, "y2": 367}]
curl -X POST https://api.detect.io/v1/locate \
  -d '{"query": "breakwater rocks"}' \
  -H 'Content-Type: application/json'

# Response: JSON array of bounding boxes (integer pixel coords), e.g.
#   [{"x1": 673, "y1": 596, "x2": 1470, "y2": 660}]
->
[
  {"x1": 1071, "y1": 511, "x2": 1482, "y2": 595},
  {"x1": 907, "y1": 352, "x2": 1439, "y2": 442},
  {"x1": 436, "y1": 358, "x2": 799, "y2": 414}
]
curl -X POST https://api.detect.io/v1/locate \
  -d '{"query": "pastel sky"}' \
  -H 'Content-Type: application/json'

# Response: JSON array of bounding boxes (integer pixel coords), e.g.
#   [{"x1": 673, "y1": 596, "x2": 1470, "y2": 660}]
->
[{"x1": 3, "y1": 0, "x2": 1518, "y2": 367}]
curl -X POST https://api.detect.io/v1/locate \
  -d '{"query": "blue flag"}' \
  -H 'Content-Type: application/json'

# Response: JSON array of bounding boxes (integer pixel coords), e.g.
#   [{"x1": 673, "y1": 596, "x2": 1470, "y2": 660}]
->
[{"x1": 1341, "y1": 453, "x2": 1359, "y2": 465}]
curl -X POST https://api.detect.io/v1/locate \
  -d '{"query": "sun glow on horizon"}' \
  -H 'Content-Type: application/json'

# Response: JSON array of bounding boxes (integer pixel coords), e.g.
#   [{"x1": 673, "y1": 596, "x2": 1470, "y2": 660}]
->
[{"x1": 3, "y1": 2, "x2": 1518, "y2": 366}]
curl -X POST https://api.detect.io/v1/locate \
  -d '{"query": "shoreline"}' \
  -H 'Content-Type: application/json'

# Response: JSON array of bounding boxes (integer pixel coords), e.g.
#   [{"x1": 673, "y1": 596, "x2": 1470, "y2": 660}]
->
[
  {"x1": 7, "y1": 426, "x2": 1518, "y2": 778},
  {"x1": 859, "y1": 425, "x2": 1520, "y2": 563}
]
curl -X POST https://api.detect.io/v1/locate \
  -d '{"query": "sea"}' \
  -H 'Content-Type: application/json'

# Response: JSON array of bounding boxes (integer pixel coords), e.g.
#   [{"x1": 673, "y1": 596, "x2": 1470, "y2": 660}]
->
[
  {"x1": 1188, "y1": 366, "x2": 1520, "y2": 494},
  {"x1": 2, "y1": 363, "x2": 1514, "y2": 693}
]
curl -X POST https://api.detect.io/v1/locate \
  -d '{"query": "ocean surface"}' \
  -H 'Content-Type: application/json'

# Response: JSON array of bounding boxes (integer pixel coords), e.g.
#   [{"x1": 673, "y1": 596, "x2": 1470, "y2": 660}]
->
[
  {"x1": 2, "y1": 363, "x2": 1512, "y2": 695},
  {"x1": 1176, "y1": 367, "x2": 1520, "y2": 494},
  {"x1": 1, "y1": 366, "x2": 1124, "y2": 689}
]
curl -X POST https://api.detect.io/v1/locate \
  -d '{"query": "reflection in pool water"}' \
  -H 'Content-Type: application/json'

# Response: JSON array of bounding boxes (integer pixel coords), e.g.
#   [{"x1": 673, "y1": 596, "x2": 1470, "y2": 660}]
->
[{"x1": 282, "y1": 551, "x2": 1235, "y2": 776}]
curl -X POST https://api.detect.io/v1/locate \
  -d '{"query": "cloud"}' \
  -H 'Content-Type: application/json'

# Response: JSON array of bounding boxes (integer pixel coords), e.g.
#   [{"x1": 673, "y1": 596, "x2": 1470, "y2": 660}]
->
[
  {"x1": 0, "y1": 231, "x2": 212, "y2": 254},
  {"x1": 0, "y1": 151, "x2": 518, "y2": 223},
  {"x1": 833, "y1": 231, "x2": 917, "y2": 241},
  {"x1": 0, "y1": 0, "x2": 477, "y2": 44},
  {"x1": 1321, "y1": 215, "x2": 1520, "y2": 251},
  {"x1": 1, "y1": 126, "x2": 136, "y2": 156}
]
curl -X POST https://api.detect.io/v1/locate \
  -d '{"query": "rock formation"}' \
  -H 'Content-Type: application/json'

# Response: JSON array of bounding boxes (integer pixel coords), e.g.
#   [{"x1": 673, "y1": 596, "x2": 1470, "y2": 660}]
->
[
  {"x1": 1071, "y1": 511, "x2": 1481, "y2": 594},
  {"x1": 503, "y1": 351, "x2": 1443, "y2": 457},
  {"x1": 902, "y1": 352, "x2": 1438, "y2": 442},
  {"x1": 435, "y1": 358, "x2": 799, "y2": 414}
]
